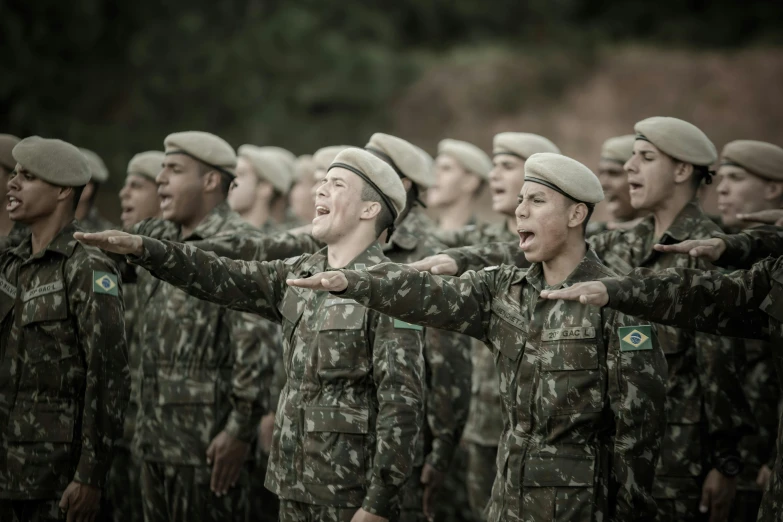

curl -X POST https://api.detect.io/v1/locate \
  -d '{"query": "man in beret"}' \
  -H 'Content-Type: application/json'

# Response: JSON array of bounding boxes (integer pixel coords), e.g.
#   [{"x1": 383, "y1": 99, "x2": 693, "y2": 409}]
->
[
  {"x1": 0, "y1": 134, "x2": 23, "y2": 239},
  {"x1": 77, "y1": 147, "x2": 117, "y2": 232},
  {"x1": 256, "y1": 146, "x2": 303, "y2": 230},
  {"x1": 76, "y1": 147, "x2": 426, "y2": 522},
  {"x1": 288, "y1": 154, "x2": 317, "y2": 225},
  {"x1": 288, "y1": 152, "x2": 669, "y2": 522},
  {"x1": 0, "y1": 136, "x2": 130, "y2": 522},
  {"x1": 113, "y1": 131, "x2": 272, "y2": 522},
  {"x1": 229, "y1": 145, "x2": 292, "y2": 233}
]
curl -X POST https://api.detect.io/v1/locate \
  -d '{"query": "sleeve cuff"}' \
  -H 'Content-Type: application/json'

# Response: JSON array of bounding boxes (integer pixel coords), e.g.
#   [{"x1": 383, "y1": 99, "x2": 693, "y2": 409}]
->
[
  {"x1": 426, "y1": 438, "x2": 455, "y2": 473},
  {"x1": 74, "y1": 451, "x2": 109, "y2": 489},
  {"x1": 224, "y1": 408, "x2": 256, "y2": 443},
  {"x1": 713, "y1": 233, "x2": 745, "y2": 268},
  {"x1": 361, "y1": 481, "x2": 398, "y2": 519}
]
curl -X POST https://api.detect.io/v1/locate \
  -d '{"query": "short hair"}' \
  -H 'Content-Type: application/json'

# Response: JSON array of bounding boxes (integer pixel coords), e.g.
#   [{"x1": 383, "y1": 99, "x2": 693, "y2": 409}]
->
[
  {"x1": 71, "y1": 185, "x2": 86, "y2": 211},
  {"x1": 691, "y1": 164, "x2": 713, "y2": 188},
  {"x1": 360, "y1": 181, "x2": 394, "y2": 237},
  {"x1": 197, "y1": 161, "x2": 233, "y2": 197}
]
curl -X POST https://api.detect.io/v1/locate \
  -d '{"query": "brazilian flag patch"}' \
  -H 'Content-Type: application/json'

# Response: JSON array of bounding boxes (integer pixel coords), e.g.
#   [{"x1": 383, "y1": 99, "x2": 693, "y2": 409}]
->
[
  {"x1": 394, "y1": 318, "x2": 423, "y2": 332},
  {"x1": 93, "y1": 271, "x2": 118, "y2": 296},
  {"x1": 618, "y1": 325, "x2": 652, "y2": 352}
]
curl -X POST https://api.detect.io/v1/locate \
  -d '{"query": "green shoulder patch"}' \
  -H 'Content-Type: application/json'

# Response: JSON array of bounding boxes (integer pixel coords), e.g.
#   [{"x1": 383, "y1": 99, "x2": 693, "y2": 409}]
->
[
  {"x1": 618, "y1": 325, "x2": 652, "y2": 352},
  {"x1": 394, "y1": 318, "x2": 423, "y2": 332},
  {"x1": 93, "y1": 271, "x2": 118, "y2": 296}
]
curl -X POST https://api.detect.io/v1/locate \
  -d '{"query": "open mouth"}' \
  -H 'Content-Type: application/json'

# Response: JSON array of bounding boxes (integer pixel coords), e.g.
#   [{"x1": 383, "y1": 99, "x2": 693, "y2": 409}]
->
[
  {"x1": 7, "y1": 196, "x2": 20, "y2": 212},
  {"x1": 159, "y1": 194, "x2": 173, "y2": 210},
  {"x1": 314, "y1": 205, "x2": 331, "y2": 218},
  {"x1": 628, "y1": 182, "x2": 643, "y2": 193},
  {"x1": 121, "y1": 205, "x2": 135, "y2": 218},
  {"x1": 518, "y1": 229, "x2": 535, "y2": 249}
]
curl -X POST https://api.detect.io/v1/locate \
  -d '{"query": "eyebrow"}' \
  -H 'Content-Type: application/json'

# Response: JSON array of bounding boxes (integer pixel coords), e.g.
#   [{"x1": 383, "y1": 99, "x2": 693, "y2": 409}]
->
[{"x1": 520, "y1": 190, "x2": 547, "y2": 198}]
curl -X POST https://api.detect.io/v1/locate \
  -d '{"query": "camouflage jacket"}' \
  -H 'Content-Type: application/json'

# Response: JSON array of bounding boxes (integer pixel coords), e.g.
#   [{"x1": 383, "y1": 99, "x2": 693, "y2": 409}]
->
[
  {"x1": 129, "y1": 239, "x2": 425, "y2": 518},
  {"x1": 598, "y1": 257, "x2": 783, "y2": 522},
  {"x1": 384, "y1": 207, "x2": 472, "y2": 473},
  {"x1": 119, "y1": 272, "x2": 141, "y2": 450},
  {"x1": 0, "y1": 222, "x2": 130, "y2": 499},
  {"x1": 432, "y1": 220, "x2": 516, "y2": 249},
  {"x1": 714, "y1": 225, "x2": 783, "y2": 269},
  {"x1": 335, "y1": 249, "x2": 668, "y2": 522},
  {"x1": 130, "y1": 203, "x2": 272, "y2": 465},
  {"x1": 78, "y1": 207, "x2": 117, "y2": 233}
]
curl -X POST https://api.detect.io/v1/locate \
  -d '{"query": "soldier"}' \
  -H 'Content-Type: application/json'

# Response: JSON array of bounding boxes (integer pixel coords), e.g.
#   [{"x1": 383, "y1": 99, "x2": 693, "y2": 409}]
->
[
  {"x1": 288, "y1": 152, "x2": 669, "y2": 522},
  {"x1": 0, "y1": 134, "x2": 22, "y2": 238},
  {"x1": 76, "y1": 147, "x2": 426, "y2": 522},
  {"x1": 229, "y1": 145, "x2": 292, "y2": 233},
  {"x1": 312, "y1": 145, "x2": 350, "y2": 195},
  {"x1": 288, "y1": 154, "x2": 317, "y2": 225},
  {"x1": 427, "y1": 139, "x2": 492, "y2": 231},
  {"x1": 128, "y1": 132, "x2": 270, "y2": 522},
  {"x1": 104, "y1": 150, "x2": 165, "y2": 522},
  {"x1": 0, "y1": 136, "x2": 129, "y2": 522},
  {"x1": 77, "y1": 148, "x2": 117, "y2": 231},
  {"x1": 588, "y1": 134, "x2": 644, "y2": 234},
  {"x1": 256, "y1": 146, "x2": 299, "y2": 229}
]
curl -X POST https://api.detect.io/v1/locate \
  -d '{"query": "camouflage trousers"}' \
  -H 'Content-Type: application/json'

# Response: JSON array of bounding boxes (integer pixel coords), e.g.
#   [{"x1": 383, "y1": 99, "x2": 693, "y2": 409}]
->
[
  {"x1": 434, "y1": 445, "x2": 477, "y2": 522},
  {"x1": 248, "y1": 450, "x2": 279, "y2": 522},
  {"x1": 465, "y1": 443, "x2": 497, "y2": 521},
  {"x1": 103, "y1": 447, "x2": 144, "y2": 522},
  {"x1": 0, "y1": 499, "x2": 63, "y2": 522},
  {"x1": 278, "y1": 499, "x2": 357, "y2": 522},
  {"x1": 141, "y1": 461, "x2": 248, "y2": 522}
]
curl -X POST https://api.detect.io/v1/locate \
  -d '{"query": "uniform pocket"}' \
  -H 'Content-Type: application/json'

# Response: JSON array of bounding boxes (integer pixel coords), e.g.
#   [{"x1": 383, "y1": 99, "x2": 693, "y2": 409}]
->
[
  {"x1": 316, "y1": 300, "x2": 369, "y2": 379},
  {"x1": 302, "y1": 405, "x2": 369, "y2": 486},
  {"x1": 522, "y1": 451, "x2": 596, "y2": 521},
  {"x1": 21, "y1": 290, "x2": 75, "y2": 361},
  {"x1": 659, "y1": 395, "x2": 703, "y2": 477},
  {"x1": 540, "y1": 343, "x2": 602, "y2": 415}
]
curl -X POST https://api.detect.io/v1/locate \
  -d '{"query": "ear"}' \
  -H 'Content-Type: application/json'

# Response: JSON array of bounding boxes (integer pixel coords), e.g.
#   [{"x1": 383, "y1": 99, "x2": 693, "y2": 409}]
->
[
  {"x1": 463, "y1": 173, "x2": 482, "y2": 195},
  {"x1": 256, "y1": 181, "x2": 274, "y2": 202},
  {"x1": 57, "y1": 186, "x2": 75, "y2": 203},
  {"x1": 567, "y1": 202, "x2": 589, "y2": 230},
  {"x1": 359, "y1": 200, "x2": 382, "y2": 222},
  {"x1": 672, "y1": 162, "x2": 694, "y2": 185},
  {"x1": 764, "y1": 181, "x2": 783, "y2": 202},
  {"x1": 202, "y1": 170, "x2": 222, "y2": 193}
]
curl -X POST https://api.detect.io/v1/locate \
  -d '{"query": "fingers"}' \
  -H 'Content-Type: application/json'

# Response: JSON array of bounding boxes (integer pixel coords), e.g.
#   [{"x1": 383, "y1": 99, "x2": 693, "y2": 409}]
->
[
  {"x1": 430, "y1": 262, "x2": 456, "y2": 276},
  {"x1": 213, "y1": 456, "x2": 232, "y2": 495},
  {"x1": 286, "y1": 277, "x2": 322, "y2": 289},
  {"x1": 653, "y1": 243, "x2": 691, "y2": 253},
  {"x1": 206, "y1": 438, "x2": 216, "y2": 465},
  {"x1": 210, "y1": 454, "x2": 224, "y2": 494},
  {"x1": 59, "y1": 487, "x2": 71, "y2": 510},
  {"x1": 699, "y1": 484, "x2": 711, "y2": 515},
  {"x1": 409, "y1": 259, "x2": 437, "y2": 272},
  {"x1": 737, "y1": 210, "x2": 783, "y2": 224},
  {"x1": 422, "y1": 485, "x2": 435, "y2": 521},
  {"x1": 225, "y1": 459, "x2": 242, "y2": 491}
]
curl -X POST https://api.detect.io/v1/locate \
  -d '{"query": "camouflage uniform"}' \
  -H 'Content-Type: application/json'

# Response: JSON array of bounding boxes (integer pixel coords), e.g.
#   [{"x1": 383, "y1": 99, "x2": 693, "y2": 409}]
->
[
  {"x1": 595, "y1": 256, "x2": 783, "y2": 522},
  {"x1": 332, "y1": 249, "x2": 668, "y2": 522},
  {"x1": 79, "y1": 206, "x2": 117, "y2": 232},
  {"x1": 131, "y1": 203, "x2": 272, "y2": 522},
  {"x1": 129, "y1": 238, "x2": 425, "y2": 520},
  {"x1": 0, "y1": 222, "x2": 130, "y2": 519},
  {"x1": 433, "y1": 221, "x2": 516, "y2": 249},
  {"x1": 443, "y1": 201, "x2": 757, "y2": 520}
]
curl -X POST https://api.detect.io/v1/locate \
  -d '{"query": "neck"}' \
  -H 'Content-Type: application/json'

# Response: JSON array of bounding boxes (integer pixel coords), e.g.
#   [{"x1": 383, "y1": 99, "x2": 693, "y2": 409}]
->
[
  {"x1": 270, "y1": 198, "x2": 287, "y2": 224},
  {"x1": 0, "y1": 210, "x2": 13, "y2": 237},
  {"x1": 326, "y1": 230, "x2": 377, "y2": 269},
  {"x1": 652, "y1": 189, "x2": 694, "y2": 239},
  {"x1": 241, "y1": 202, "x2": 271, "y2": 230},
  {"x1": 75, "y1": 203, "x2": 90, "y2": 221},
  {"x1": 180, "y1": 198, "x2": 221, "y2": 239},
  {"x1": 30, "y1": 212, "x2": 72, "y2": 255},
  {"x1": 542, "y1": 237, "x2": 587, "y2": 287},
  {"x1": 505, "y1": 215, "x2": 517, "y2": 234},
  {"x1": 436, "y1": 197, "x2": 475, "y2": 231}
]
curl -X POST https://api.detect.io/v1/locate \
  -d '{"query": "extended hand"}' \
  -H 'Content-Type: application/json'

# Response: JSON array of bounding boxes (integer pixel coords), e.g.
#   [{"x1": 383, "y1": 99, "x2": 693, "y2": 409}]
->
[
  {"x1": 540, "y1": 281, "x2": 609, "y2": 307},
  {"x1": 286, "y1": 271, "x2": 348, "y2": 292},
  {"x1": 408, "y1": 254, "x2": 458, "y2": 276},
  {"x1": 206, "y1": 430, "x2": 250, "y2": 496},
  {"x1": 59, "y1": 481, "x2": 101, "y2": 522},
  {"x1": 351, "y1": 508, "x2": 388, "y2": 522},
  {"x1": 259, "y1": 413, "x2": 275, "y2": 454},
  {"x1": 74, "y1": 230, "x2": 144, "y2": 256},
  {"x1": 421, "y1": 463, "x2": 446, "y2": 521},
  {"x1": 652, "y1": 238, "x2": 726, "y2": 262},
  {"x1": 756, "y1": 464, "x2": 772, "y2": 489},
  {"x1": 737, "y1": 209, "x2": 783, "y2": 226},
  {"x1": 700, "y1": 468, "x2": 736, "y2": 522}
]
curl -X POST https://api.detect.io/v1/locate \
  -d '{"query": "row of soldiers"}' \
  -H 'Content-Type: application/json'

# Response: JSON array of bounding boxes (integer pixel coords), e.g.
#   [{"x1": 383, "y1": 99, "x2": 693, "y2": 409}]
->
[{"x1": 0, "y1": 116, "x2": 781, "y2": 522}]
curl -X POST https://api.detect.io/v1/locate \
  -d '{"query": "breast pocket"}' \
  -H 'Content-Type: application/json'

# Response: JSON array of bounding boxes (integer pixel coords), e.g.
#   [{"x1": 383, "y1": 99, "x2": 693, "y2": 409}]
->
[
  {"x1": 278, "y1": 287, "x2": 304, "y2": 343},
  {"x1": 21, "y1": 290, "x2": 74, "y2": 360},
  {"x1": 316, "y1": 299, "x2": 370, "y2": 380},
  {"x1": 540, "y1": 339, "x2": 603, "y2": 416},
  {"x1": 302, "y1": 405, "x2": 369, "y2": 486}
]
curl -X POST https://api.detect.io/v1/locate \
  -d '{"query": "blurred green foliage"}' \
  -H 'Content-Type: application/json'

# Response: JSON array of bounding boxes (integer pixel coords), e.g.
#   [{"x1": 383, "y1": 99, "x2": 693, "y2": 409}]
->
[{"x1": 2, "y1": 0, "x2": 782, "y2": 208}]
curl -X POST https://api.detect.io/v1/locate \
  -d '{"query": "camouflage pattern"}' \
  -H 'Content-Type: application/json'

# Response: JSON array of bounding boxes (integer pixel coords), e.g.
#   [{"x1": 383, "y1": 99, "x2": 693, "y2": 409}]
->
[
  {"x1": 278, "y1": 499, "x2": 357, "y2": 522},
  {"x1": 0, "y1": 221, "x2": 130, "y2": 499},
  {"x1": 140, "y1": 461, "x2": 248, "y2": 522},
  {"x1": 432, "y1": 221, "x2": 516, "y2": 249},
  {"x1": 715, "y1": 225, "x2": 783, "y2": 269},
  {"x1": 0, "y1": 499, "x2": 63, "y2": 521},
  {"x1": 466, "y1": 443, "x2": 498, "y2": 520},
  {"x1": 130, "y1": 238, "x2": 425, "y2": 518},
  {"x1": 597, "y1": 256, "x2": 783, "y2": 522},
  {"x1": 79, "y1": 206, "x2": 117, "y2": 232},
  {"x1": 334, "y1": 248, "x2": 669, "y2": 522},
  {"x1": 105, "y1": 448, "x2": 144, "y2": 522},
  {"x1": 130, "y1": 204, "x2": 274, "y2": 520}
]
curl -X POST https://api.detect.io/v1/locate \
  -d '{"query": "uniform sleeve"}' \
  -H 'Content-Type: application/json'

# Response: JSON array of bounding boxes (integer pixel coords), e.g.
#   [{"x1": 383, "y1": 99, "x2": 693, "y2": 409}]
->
[
  {"x1": 442, "y1": 241, "x2": 521, "y2": 275},
  {"x1": 338, "y1": 262, "x2": 496, "y2": 342},
  {"x1": 69, "y1": 256, "x2": 130, "y2": 488},
  {"x1": 605, "y1": 311, "x2": 667, "y2": 521},
  {"x1": 130, "y1": 237, "x2": 290, "y2": 321},
  {"x1": 715, "y1": 226, "x2": 783, "y2": 269},
  {"x1": 601, "y1": 261, "x2": 778, "y2": 340},
  {"x1": 190, "y1": 231, "x2": 324, "y2": 262},
  {"x1": 222, "y1": 311, "x2": 278, "y2": 443},
  {"x1": 362, "y1": 311, "x2": 425, "y2": 517},
  {"x1": 423, "y1": 327, "x2": 472, "y2": 472},
  {"x1": 431, "y1": 226, "x2": 477, "y2": 248}
]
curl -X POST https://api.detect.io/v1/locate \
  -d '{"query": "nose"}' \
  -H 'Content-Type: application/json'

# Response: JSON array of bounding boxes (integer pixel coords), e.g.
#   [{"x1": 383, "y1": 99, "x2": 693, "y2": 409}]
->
[
  {"x1": 489, "y1": 166, "x2": 500, "y2": 182},
  {"x1": 7, "y1": 173, "x2": 20, "y2": 191},
  {"x1": 156, "y1": 169, "x2": 168, "y2": 186},
  {"x1": 515, "y1": 199, "x2": 528, "y2": 220},
  {"x1": 623, "y1": 156, "x2": 638, "y2": 174},
  {"x1": 119, "y1": 185, "x2": 129, "y2": 200},
  {"x1": 716, "y1": 177, "x2": 729, "y2": 195}
]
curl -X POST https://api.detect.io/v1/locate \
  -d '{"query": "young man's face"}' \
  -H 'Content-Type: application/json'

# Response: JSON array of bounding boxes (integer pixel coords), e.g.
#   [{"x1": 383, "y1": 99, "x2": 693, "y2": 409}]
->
[
  {"x1": 515, "y1": 182, "x2": 577, "y2": 263},
  {"x1": 6, "y1": 165, "x2": 71, "y2": 224},
  {"x1": 624, "y1": 141, "x2": 678, "y2": 212},
  {"x1": 156, "y1": 153, "x2": 209, "y2": 225},
  {"x1": 489, "y1": 154, "x2": 526, "y2": 216},
  {"x1": 311, "y1": 168, "x2": 368, "y2": 243},
  {"x1": 597, "y1": 159, "x2": 635, "y2": 222},
  {"x1": 716, "y1": 165, "x2": 777, "y2": 229},
  {"x1": 119, "y1": 173, "x2": 161, "y2": 229},
  {"x1": 289, "y1": 176, "x2": 315, "y2": 223},
  {"x1": 428, "y1": 154, "x2": 478, "y2": 209}
]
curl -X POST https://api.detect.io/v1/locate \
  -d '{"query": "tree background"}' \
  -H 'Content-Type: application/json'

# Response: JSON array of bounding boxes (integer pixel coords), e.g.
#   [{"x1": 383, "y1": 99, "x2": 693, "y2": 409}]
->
[{"x1": 3, "y1": 0, "x2": 783, "y2": 221}]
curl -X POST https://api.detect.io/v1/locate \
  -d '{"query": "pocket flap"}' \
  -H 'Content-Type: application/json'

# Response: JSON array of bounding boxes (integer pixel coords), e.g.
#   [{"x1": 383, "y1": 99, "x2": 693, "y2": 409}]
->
[
  {"x1": 279, "y1": 288, "x2": 304, "y2": 324},
  {"x1": 304, "y1": 406, "x2": 369, "y2": 434},
  {"x1": 157, "y1": 374, "x2": 215, "y2": 405},
  {"x1": 761, "y1": 278, "x2": 783, "y2": 323},
  {"x1": 8, "y1": 402, "x2": 75, "y2": 443},
  {"x1": 319, "y1": 301, "x2": 366, "y2": 331},
  {"x1": 523, "y1": 452, "x2": 595, "y2": 487},
  {"x1": 22, "y1": 290, "x2": 69, "y2": 326},
  {"x1": 541, "y1": 343, "x2": 599, "y2": 371}
]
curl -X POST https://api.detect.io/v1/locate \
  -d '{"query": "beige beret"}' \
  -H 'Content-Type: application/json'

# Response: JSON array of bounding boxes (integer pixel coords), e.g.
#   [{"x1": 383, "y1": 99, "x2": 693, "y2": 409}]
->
[
  {"x1": 258, "y1": 146, "x2": 296, "y2": 178},
  {"x1": 329, "y1": 147, "x2": 406, "y2": 220},
  {"x1": 294, "y1": 154, "x2": 316, "y2": 182},
  {"x1": 313, "y1": 146, "x2": 350, "y2": 171},
  {"x1": 365, "y1": 133, "x2": 434, "y2": 188},
  {"x1": 0, "y1": 134, "x2": 21, "y2": 171},
  {"x1": 525, "y1": 153, "x2": 604, "y2": 205},
  {"x1": 720, "y1": 140, "x2": 783, "y2": 181},
  {"x1": 127, "y1": 151, "x2": 165, "y2": 181},
  {"x1": 634, "y1": 117, "x2": 717, "y2": 166},
  {"x1": 79, "y1": 148, "x2": 109, "y2": 183},
  {"x1": 437, "y1": 139, "x2": 492, "y2": 180},
  {"x1": 164, "y1": 131, "x2": 237, "y2": 178},
  {"x1": 13, "y1": 136, "x2": 90, "y2": 187},
  {"x1": 493, "y1": 132, "x2": 561, "y2": 160},
  {"x1": 238, "y1": 145, "x2": 292, "y2": 194},
  {"x1": 601, "y1": 135, "x2": 636, "y2": 164}
]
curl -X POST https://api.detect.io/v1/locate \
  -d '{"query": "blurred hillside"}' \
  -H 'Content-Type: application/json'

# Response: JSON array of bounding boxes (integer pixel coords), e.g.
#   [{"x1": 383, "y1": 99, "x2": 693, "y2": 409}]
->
[{"x1": 2, "y1": 0, "x2": 782, "y2": 222}]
